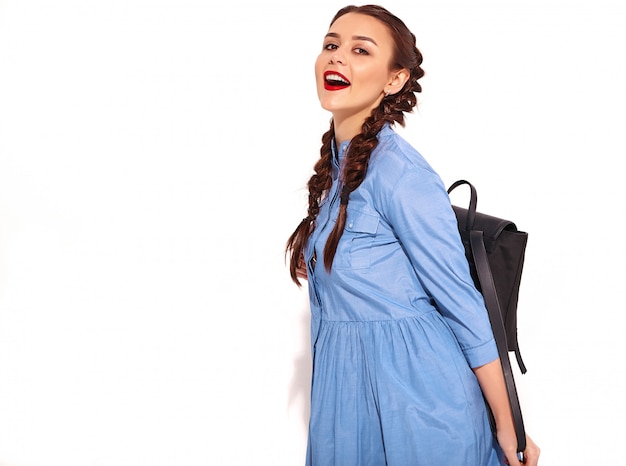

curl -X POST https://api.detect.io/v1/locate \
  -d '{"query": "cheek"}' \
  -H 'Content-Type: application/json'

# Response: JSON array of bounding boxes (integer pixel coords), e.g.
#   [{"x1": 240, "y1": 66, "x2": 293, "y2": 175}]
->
[
  {"x1": 355, "y1": 63, "x2": 389, "y2": 90},
  {"x1": 372, "y1": 68, "x2": 392, "y2": 88},
  {"x1": 314, "y1": 55, "x2": 326, "y2": 81}
]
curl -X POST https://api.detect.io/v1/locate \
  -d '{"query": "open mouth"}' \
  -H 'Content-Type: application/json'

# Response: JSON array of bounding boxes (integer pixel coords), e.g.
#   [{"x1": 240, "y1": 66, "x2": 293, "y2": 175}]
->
[{"x1": 324, "y1": 71, "x2": 351, "y2": 91}]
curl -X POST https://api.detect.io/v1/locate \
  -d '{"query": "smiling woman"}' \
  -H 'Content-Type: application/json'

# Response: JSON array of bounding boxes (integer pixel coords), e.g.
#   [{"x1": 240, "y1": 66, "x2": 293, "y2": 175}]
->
[
  {"x1": 285, "y1": 5, "x2": 540, "y2": 466},
  {"x1": 314, "y1": 11, "x2": 411, "y2": 145}
]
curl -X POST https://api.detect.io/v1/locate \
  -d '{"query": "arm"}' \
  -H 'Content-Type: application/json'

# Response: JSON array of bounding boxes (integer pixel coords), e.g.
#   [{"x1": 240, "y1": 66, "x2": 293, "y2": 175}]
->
[
  {"x1": 474, "y1": 359, "x2": 540, "y2": 465},
  {"x1": 377, "y1": 155, "x2": 540, "y2": 463},
  {"x1": 384, "y1": 168, "x2": 499, "y2": 367}
]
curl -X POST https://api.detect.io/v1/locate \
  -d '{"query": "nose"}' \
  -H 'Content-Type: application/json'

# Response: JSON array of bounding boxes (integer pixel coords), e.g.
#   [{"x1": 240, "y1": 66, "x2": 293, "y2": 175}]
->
[{"x1": 329, "y1": 51, "x2": 345, "y2": 65}]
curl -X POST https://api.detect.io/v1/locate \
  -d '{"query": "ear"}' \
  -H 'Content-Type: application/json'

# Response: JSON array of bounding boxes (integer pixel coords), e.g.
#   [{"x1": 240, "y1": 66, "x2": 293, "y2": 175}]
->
[{"x1": 386, "y1": 68, "x2": 410, "y2": 96}]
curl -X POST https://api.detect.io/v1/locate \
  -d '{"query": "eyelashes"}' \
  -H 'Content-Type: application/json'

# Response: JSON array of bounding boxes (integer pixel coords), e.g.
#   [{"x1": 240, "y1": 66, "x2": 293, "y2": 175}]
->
[{"x1": 322, "y1": 42, "x2": 370, "y2": 55}]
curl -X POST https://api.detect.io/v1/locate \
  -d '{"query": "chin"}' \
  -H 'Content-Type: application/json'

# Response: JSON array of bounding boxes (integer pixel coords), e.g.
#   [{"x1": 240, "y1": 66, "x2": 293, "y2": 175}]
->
[{"x1": 318, "y1": 98, "x2": 338, "y2": 113}]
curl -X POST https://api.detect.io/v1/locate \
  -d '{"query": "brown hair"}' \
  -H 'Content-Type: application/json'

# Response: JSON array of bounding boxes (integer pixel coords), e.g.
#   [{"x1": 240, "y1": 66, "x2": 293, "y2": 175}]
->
[{"x1": 286, "y1": 4, "x2": 425, "y2": 285}]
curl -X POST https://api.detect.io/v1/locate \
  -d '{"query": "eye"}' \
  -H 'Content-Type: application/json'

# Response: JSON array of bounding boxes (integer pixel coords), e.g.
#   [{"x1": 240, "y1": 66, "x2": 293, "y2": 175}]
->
[
  {"x1": 323, "y1": 42, "x2": 338, "y2": 51},
  {"x1": 354, "y1": 47, "x2": 369, "y2": 55}
]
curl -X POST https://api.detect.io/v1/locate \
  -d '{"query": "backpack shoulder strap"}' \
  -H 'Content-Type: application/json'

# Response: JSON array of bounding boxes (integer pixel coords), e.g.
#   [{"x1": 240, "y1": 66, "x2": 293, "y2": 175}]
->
[{"x1": 470, "y1": 230, "x2": 527, "y2": 453}]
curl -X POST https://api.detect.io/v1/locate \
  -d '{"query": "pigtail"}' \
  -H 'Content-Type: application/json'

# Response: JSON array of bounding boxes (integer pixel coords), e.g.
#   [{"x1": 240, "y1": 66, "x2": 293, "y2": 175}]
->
[{"x1": 286, "y1": 124, "x2": 335, "y2": 285}]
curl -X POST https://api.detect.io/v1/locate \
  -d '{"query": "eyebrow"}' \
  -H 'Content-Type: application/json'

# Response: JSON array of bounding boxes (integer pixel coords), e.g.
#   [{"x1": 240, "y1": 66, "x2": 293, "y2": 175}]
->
[{"x1": 325, "y1": 32, "x2": 379, "y2": 46}]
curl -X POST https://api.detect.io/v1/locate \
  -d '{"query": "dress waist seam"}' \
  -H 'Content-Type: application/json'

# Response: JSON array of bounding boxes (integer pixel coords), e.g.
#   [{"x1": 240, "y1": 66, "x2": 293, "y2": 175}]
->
[{"x1": 320, "y1": 310, "x2": 438, "y2": 325}]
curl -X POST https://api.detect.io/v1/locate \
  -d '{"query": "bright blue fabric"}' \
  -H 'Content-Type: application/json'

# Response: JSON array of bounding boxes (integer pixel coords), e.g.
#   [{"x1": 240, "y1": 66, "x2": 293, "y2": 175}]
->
[{"x1": 304, "y1": 125, "x2": 504, "y2": 465}]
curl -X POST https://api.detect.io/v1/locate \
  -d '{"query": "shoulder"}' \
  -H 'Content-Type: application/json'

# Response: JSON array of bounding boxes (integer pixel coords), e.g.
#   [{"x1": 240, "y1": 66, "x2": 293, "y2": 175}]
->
[
  {"x1": 368, "y1": 125, "x2": 443, "y2": 192},
  {"x1": 359, "y1": 125, "x2": 454, "y2": 223}
]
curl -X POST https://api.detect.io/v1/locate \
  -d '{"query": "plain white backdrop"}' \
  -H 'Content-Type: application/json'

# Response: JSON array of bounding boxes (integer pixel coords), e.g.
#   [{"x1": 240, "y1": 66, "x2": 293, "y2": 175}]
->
[{"x1": 0, "y1": 0, "x2": 624, "y2": 465}]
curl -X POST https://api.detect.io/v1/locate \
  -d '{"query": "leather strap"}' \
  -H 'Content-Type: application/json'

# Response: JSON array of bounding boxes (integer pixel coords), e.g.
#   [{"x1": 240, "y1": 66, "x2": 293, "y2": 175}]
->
[
  {"x1": 470, "y1": 230, "x2": 527, "y2": 454},
  {"x1": 448, "y1": 179, "x2": 477, "y2": 231}
]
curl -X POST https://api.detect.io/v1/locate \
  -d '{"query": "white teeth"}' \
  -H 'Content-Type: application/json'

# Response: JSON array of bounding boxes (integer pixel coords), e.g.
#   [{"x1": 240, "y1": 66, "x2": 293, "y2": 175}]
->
[{"x1": 326, "y1": 73, "x2": 349, "y2": 84}]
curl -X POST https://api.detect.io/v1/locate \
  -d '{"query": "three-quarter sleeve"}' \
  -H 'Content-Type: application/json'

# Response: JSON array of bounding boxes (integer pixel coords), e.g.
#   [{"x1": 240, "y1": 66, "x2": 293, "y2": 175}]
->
[{"x1": 382, "y1": 167, "x2": 498, "y2": 368}]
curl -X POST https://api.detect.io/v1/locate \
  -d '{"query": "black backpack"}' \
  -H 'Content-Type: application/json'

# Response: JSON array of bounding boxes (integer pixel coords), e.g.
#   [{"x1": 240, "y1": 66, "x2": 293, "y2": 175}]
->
[{"x1": 447, "y1": 179, "x2": 528, "y2": 453}]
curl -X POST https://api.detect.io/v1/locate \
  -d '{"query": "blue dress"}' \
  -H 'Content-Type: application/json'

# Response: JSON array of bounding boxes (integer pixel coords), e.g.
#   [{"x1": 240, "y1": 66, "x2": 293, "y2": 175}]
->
[{"x1": 304, "y1": 125, "x2": 504, "y2": 465}]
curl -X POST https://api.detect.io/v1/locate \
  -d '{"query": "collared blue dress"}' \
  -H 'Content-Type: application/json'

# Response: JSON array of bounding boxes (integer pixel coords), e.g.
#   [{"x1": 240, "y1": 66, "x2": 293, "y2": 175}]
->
[{"x1": 304, "y1": 125, "x2": 505, "y2": 465}]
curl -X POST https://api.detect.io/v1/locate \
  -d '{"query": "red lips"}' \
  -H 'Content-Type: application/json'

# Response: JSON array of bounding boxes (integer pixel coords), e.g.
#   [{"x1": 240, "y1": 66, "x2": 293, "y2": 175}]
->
[{"x1": 324, "y1": 71, "x2": 351, "y2": 91}]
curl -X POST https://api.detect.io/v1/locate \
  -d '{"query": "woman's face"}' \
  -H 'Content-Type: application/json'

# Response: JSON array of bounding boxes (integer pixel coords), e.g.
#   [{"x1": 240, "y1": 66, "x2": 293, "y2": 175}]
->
[{"x1": 315, "y1": 12, "x2": 398, "y2": 126}]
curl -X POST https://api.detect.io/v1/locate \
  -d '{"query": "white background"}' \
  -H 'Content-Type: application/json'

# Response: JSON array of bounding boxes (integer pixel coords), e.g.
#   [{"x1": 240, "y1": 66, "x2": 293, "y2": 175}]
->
[{"x1": 0, "y1": 0, "x2": 624, "y2": 465}]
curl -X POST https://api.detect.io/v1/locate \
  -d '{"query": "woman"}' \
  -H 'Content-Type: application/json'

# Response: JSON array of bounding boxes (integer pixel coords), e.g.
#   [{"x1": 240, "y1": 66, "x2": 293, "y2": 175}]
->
[{"x1": 286, "y1": 5, "x2": 540, "y2": 465}]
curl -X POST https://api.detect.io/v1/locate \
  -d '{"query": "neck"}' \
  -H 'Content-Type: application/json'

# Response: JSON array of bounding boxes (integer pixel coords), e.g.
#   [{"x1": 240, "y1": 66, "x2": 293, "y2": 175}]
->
[
  {"x1": 333, "y1": 117, "x2": 361, "y2": 146},
  {"x1": 331, "y1": 96, "x2": 384, "y2": 143},
  {"x1": 332, "y1": 108, "x2": 375, "y2": 145}
]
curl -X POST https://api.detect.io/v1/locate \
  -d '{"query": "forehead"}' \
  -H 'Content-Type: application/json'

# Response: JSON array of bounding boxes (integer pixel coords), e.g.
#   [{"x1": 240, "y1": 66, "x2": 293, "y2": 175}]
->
[{"x1": 327, "y1": 12, "x2": 393, "y2": 44}]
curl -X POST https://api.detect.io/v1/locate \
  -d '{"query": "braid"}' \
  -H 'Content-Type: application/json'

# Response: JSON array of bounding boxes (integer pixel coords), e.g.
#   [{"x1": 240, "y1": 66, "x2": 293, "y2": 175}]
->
[
  {"x1": 286, "y1": 122, "x2": 334, "y2": 285},
  {"x1": 322, "y1": 116, "x2": 384, "y2": 270}
]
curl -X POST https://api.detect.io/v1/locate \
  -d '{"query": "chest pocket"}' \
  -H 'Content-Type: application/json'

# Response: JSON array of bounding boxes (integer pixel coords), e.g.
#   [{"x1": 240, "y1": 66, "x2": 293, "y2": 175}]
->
[{"x1": 334, "y1": 209, "x2": 380, "y2": 270}]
